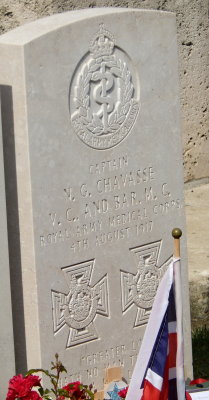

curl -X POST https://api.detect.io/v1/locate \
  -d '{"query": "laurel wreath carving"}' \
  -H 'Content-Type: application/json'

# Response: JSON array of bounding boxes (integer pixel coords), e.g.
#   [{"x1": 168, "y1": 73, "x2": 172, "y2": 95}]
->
[{"x1": 73, "y1": 55, "x2": 134, "y2": 136}]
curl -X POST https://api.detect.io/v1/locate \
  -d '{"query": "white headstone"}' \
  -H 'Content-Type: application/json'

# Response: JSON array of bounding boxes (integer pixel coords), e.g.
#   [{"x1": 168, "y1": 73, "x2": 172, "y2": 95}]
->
[
  {"x1": 0, "y1": 8, "x2": 192, "y2": 389},
  {"x1": 0, "y1": 93, "x2": 15, "y2": 398}
]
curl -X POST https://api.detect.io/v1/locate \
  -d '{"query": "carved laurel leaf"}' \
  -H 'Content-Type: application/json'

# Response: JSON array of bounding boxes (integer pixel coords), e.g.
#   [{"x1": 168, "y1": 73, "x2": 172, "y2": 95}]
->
[
  {"x1": 112, "y1": 59, "x2": 133, "y2": 125},
  {"x1": 84, "y1": 97, "x2": 89, "y2": 108},
  {"x1": 117, "y1": 59, "x2": 121, "y2": 68},
  {"x1": 91, "y1": 71, "x2": 101, "y2": 81},
  {"x1": 89, "y1": 63, "x2": 100, "y2": 73},
  {"x1": 109, "y1": 123, "x2": 120, "y2": 130},
  {"x1": 125, "y1": 81, "x2": 131, "y2": 94},
  {"x1": 83, "y1": 65, "x2": 88, "y2": 78},
  {"x1": 86, "y1": 109, "x2": 92, "y2": 120},
  {"x1": 75, "y1": 98, "x2": 83, "y2": 108},
  {"x1": 121, "y1": 63, "x2": 127, "y2": 80},
  {"x1": 93, "y1": 126, "x2": 103, "y2": 134},
  {"x1": 105, "y1": 61, "x2": 116, "y2": 68},
  {"x1": 125, "y1": 71, "x2": 131, "y2": 84},
  {"x1": 123, "y1": 82, "x2": 133, "y2": 101},
  {"x1": 117, "y1": 103, "x2": 122, "y2": 115},
  {"x1": 126, "y1": 85, "x2": 134, "y2": 102},
  {"x1": 83, "y1": 84, "x2": 89, "y2": 97},
  {"x1": 89, "y1": 59, "x2": 95, "y2": 68},
  {"x1": 79, "y1": 107, "x2": 87, "y2": 117},
  {"x1": 117, "y1": 115, "x2": 126, "y2": 124},
  {"x1": 78, "y1": 74, "x2": 83, "y2": 86},
  {"x1": 87, "y1": 124, "x2": 95, "y2": 131},
  {"x1": 109, "y1": 111, "x2": 117, "y2": 125},
  {"x1": 102, "y1": 55, "x2": 114, "y2": 61},
  {"x1": 123, "y1": 103, "x2": 130, "y2": 115},
  {"x1": 111, "y1": 67, "x2": 122, "y2": 77},
  {"x1": 84, "y1": 74, "x2": 91, "y2": 87},
  {"x1": 80, "y1": 116, "x2": 89, "y2": 125},
  {"x1": 76, "y1": 86, "x2": 81, "y2": 99},
  {"x1": 75, "y1": 61, "x2": 93, "y2": 127}
]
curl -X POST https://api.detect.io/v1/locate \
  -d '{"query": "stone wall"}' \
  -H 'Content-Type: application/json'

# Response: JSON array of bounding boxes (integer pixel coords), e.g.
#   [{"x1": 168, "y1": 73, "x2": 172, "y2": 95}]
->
[
  {"x1": 0, "y1": 0, "x2": 208, "y2": 182},
  {"x1": 190, "y1": 279, "x2": 209, "y2": 329},
  {"x1": 185, "y1": 182, "x2": 209, "y2": 330}
]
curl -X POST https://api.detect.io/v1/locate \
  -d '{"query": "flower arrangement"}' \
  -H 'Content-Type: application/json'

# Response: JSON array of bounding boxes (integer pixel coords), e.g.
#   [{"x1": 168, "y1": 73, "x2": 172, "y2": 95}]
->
[{"x1": 6, "y1": 354, "x2": 128, "y2": 400}]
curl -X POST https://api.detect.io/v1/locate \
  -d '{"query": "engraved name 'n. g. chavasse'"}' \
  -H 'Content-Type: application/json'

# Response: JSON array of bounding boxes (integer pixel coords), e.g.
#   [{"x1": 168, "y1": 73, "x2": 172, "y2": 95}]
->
[{"x1": 39, "y1": 156, "x2": 181, "y2": 250}]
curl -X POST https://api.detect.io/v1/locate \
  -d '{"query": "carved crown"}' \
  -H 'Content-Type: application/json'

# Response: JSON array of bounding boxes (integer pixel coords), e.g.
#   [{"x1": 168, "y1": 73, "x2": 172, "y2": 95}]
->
[{"x1": 89, "y1": 24, "x2": 115, "y2": 58}]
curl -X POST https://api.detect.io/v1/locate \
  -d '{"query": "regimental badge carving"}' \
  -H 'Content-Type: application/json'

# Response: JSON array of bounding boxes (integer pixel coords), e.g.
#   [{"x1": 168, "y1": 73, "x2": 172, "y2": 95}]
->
[
  {"x1": 121, "y1": 241, "x2": 172, "y2": 327},
  {"x1": 69, "y1": 24, "x2": 140, "y2": 149},
  {"x1": 52, "y1": 259, "x2": 109, "y2": 347}
]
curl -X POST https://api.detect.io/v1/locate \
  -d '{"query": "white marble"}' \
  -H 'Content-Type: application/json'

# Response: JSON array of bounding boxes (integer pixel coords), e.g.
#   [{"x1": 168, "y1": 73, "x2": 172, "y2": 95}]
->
[{"x1": 0, "y1": 8, "x2": 192, "y2": 388}]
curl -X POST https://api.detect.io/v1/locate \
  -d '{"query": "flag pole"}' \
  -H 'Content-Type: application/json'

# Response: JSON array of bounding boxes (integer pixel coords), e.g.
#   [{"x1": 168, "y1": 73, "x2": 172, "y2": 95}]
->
[
  {"x1": 172, "y1": 228, "x2": 185, "y2": 400},
  {"x1": 172, "y1": 227, "x2": 182, "y2": 257}
]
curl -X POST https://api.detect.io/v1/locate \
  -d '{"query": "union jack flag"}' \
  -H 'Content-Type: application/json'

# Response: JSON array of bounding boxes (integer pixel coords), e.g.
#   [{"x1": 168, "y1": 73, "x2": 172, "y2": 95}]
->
[
  {"x1": 126, "y1": 259, "x2": 186, "y2": 400},
  {"x1": 141, "y1": 283, "x2": 178, "y2": 400}
]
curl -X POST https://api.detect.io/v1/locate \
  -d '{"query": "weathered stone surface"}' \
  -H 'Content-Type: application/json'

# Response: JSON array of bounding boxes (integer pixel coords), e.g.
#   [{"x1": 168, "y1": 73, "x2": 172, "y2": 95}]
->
[
  {"x1": 0, "y1": 94, "x2": 15, "y2": 398},
  {"x1": 189, "y1": 279, "x2": 209, "y2": 330},
  {"x1": 0, "y1": 0, "x2": 208, "y2": 183},
  {"x1": 185, "y1": 182, "x2": 209, "y2": 330},
  {"x1": 0, "y1": 8, "x2": 192, "y2": 386}
]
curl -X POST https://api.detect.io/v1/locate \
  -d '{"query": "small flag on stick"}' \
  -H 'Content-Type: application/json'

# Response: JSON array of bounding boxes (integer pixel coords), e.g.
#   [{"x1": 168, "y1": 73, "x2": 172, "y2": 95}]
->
[{"x1": 126, "y1": 228, "x2": 185, "y2": 400}]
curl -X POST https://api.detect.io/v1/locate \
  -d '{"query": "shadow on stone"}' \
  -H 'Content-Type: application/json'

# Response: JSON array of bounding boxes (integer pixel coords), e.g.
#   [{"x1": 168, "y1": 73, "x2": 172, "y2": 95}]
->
[{"x1": 1, "y1": 85, "x2": 27, "y2": 374}]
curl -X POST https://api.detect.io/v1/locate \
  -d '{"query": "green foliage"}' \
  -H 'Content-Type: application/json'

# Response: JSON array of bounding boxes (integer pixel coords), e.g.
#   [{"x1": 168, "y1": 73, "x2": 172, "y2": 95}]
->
[
  {"x1": 192, "y1": 325, "x2": 209, "y2": 379},
  {"x1": 26, "y1": 353, "x2": 94, "y2": 399}
]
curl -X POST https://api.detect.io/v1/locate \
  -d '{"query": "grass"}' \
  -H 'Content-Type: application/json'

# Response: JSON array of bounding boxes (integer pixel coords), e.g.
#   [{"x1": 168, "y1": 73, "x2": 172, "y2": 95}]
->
[{"x1": 192, "y1": 325, "x2": 209, "y2": 379}]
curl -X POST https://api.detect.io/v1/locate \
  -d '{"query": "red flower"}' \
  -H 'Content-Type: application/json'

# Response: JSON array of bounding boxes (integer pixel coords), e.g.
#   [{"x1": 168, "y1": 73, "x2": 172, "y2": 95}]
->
[
  {"x1": 6, "y1": 374, "x2": 41, "y2": 400},
  {"x1": 189, "y1": 378, "x2": 208, "y2": 385},
  {"x1": 185, "y1": 392, "x2": 192, "y2": 400},
  {"x1": 26, "y1": 375, "x2": 41, "y2": 387},
  {"x1": 5, "y1": 387, "x2": 16, "y2": 400},
  {"x1": 23, "y1": 390, "x2": 42, "y2": 400},
  {"x1": 118, "y1": 387, "x2": 128, "y2": 399},
  {"x1": 63, "y1": 381, "x2": 84, "y2": 398}
]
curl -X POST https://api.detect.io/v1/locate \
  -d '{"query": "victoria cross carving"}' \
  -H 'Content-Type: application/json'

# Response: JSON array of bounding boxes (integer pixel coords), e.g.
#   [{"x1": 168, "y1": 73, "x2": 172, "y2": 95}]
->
[
  {"x1": 52, "y1": 259, "x2": 109, "y2": 347},
  {"x1": 120, "y1": 241, "x2": 172, "y2": 327},
  {"x1": 70, "y1": 24, "x2": 139, "y2": 149}
]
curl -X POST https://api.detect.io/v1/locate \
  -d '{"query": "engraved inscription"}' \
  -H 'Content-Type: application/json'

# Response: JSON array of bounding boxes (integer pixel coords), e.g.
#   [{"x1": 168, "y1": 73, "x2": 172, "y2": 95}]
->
[
  {"x1": 121, "y1": 241, "x2": 172, "y2": 326},
  {"x1": 70, "y1": 25, "x2": 139, "y2": 149},
  {"x1": 39, "y1": 158, "x2": 182, "y2": 252},
  {"x1": 59, "y1": 340, "x2": 140, "y2": 387},
  {"x1": 52, "y1": 259, "x2": 109, "y2": 347}
]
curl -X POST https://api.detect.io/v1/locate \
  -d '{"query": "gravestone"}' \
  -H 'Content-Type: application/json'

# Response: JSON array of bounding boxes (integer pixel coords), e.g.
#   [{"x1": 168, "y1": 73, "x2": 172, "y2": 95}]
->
[
  {"x1": 0, "y1": 94, "x2": 15, "y2": 397},
  {"x1": 0, "y1": 8, "x2": 192, "y2": 390}
]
